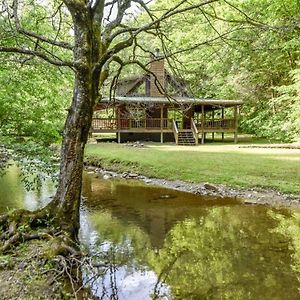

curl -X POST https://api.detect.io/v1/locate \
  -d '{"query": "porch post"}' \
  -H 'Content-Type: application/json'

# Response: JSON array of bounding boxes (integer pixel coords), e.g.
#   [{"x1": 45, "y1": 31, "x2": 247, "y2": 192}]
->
[
  {"x1": 221, "y1": 107, "x2": 224, "y2": 141},
  {"x1": 117, "y1": 105, "x2": 121, "y2": 144},
  {"x1": 160, "y1": 105, "x2": 164, "y2": 143},
  {"x1": 234, "y1": 105, "x2": 239, "y2": 143},
  {"x1": 212, "y1": 110, "x2": 215, "y2": 142},
  {"x1": 201, "y1": 104, "x2": 205, "y2": 144}
]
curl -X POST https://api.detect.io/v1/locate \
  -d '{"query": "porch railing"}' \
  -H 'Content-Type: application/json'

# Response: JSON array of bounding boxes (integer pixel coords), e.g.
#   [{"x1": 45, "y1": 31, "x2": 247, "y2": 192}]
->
[
  {"x1": 92, "y1": 118, "x2": 172, "y2": 130},
  {"x1": 195, "y1": 118, "x2": 235, "y2": 130},
  {"x1": 92, "y1": 118, "x2": 117, "y2": 130},
  {"x1": 91, "y1": 117, "x2": 236, "y2": 132}
]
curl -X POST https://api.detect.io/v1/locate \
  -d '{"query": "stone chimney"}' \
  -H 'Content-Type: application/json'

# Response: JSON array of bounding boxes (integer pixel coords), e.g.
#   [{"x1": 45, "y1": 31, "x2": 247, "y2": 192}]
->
[{"x1": 150, "y1": 49, "x2": 165, "y2": 96}]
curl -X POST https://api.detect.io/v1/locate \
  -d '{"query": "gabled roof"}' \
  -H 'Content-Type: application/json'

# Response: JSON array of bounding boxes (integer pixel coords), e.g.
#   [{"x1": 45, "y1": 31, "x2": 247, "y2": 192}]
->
[
  {"x1": 115, "y1": 71, "x2": 188, "y2": 97},
  {"x1": 102, "y1": 96, "x2": 243, "y2": 106},
  {"x1": 106, "y1": 53, "x2": 243, "y2": 107},
  {"x1": 116, "y1": 75, "x2": 146, "y2": 96}
]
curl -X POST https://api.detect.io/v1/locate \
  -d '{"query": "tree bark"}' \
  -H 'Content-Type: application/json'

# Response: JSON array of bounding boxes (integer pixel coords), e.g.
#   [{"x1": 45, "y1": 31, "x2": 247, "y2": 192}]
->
[{"x1": 49, "y1": 10, "x2": 101, "y2": 239}]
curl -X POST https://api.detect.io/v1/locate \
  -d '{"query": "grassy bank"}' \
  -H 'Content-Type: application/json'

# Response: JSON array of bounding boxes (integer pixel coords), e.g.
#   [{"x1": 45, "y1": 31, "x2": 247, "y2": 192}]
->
[{"x1": 85, "y1": 143, "x2": 300, "y2": 195}]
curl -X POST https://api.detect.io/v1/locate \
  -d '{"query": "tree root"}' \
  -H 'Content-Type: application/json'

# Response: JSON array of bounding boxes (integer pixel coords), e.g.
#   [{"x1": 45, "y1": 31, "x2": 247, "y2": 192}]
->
[
  {"x1": 1, "y1": 230, "x2": 53, "y2": 253},
  {"x1": 0, "y1": 209, "x2": 88, "y2": 298},
  {"x1": 0, "y1": 207, "x2": 81, "y2": 257}
]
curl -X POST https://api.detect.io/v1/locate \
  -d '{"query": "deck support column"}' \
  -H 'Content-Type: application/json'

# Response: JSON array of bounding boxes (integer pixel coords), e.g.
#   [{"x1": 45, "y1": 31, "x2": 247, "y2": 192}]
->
[
  {"x1": 212, "y1": 110, "x2": 215, "y2": 142},
  {"x1": 221, "y1": 107, "x2": 224, "y2": 141},
  {"x1": 201, "y1": 104, "x2": 205, "y2": 144},
  {"x1": 234, "y1": 105, "x2": 239, "y2": 143},
  {"x1": 160, "y1": 105, "x2": 164, "y2": 144},
  {"x1": 117, "y1": 105, "x2": 121, "y2": 143}
]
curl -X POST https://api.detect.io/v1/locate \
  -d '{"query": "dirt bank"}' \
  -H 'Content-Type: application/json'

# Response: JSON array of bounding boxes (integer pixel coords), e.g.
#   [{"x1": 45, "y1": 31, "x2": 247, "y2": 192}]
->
[{"x1": 85, "y1": 166, "x2": 300, "y2": 208}]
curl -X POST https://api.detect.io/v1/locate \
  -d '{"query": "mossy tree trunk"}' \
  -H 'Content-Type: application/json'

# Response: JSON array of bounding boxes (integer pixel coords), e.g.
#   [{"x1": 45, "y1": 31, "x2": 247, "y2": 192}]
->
[
  {"x1": 49, "y1": 16, "x2": 96, "y2": 238},
  {"x1": 48, "y1": 2, "x2": 104, "y2": 239}
]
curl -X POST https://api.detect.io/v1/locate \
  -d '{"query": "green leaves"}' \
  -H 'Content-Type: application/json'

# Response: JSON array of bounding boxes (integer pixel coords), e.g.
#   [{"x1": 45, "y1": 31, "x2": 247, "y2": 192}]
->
[
  {"x1": 136, "y1": 0, "x2": 300, "y2": 141},
  {"x1": 0, "y1": 61, "x2": 73, "y2": 145}
]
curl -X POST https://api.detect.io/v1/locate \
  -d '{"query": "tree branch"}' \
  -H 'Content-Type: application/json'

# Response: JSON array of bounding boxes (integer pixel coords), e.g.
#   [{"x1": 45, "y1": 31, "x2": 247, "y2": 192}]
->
[
  {"x1": 12, "y1": 0, "x2": 73, "y2": 50},
  {"x1": 102, "y1": 0, "x2": 132, "y2": 42},
  {"x1": 92, "y1": 0, "x2": 105, "y2": 23},
  {"x1": 205, "y1": 0, "x2": 300, "y2": 32},
  {"x1": 107, "y1": 0, "x2": 219, "y2": 44},
  {"x1": 134, "y1": 0, "x2": 219, "y2": 36},
  {"x1": 0, "y1": 46, "x2": 74, "y2": 67}
]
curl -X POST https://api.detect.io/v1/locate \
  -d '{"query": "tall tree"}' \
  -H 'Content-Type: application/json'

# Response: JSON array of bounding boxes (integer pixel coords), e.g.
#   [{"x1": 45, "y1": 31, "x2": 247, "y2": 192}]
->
[{"x1": 0, "y1": 0, "x2": 225, "y2": 252}]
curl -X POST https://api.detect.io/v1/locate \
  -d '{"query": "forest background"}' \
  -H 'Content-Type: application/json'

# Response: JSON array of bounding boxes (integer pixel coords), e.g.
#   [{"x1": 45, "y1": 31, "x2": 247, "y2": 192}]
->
[{"x1": 0, "y1": 0, "x2": 299, "y2": 146}]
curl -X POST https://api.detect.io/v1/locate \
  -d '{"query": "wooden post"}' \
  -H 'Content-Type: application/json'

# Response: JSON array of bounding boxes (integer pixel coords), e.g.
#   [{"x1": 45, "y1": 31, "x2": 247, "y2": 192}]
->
[
  {"x1": 234, "y1": 105, "x2": 239, "y2": 143},
  {"x1": 221, "y1": 107, "x2": 224, "y2": 141},
  {"x1": 160, "y1": 105, "x2": 164, "y2": 144},
  {"x1": 117, "y1": 106, "x2": 121, "y2": 144},
  {"x1": 212, "y1": 110, "x2": 215, "y2": 142},
  {"x1": 201, "y1": 104, "x2": 205, "y2": 144}
]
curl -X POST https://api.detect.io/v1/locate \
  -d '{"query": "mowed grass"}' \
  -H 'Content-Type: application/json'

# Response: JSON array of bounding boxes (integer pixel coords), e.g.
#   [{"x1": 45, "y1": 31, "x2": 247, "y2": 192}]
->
[{"x1": 85, "y1": 142, "x2": 300, "y2": 194}]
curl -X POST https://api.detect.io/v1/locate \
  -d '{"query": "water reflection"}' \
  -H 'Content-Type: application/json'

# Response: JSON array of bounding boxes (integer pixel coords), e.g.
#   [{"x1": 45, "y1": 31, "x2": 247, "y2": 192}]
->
[
  {"x1": 0, "y1": 164, "x2": 54, "y2": 211},
  {"x1": 0, "y1": 168, "x2": 300, "y2": 299},
  {"x1": 81, "y1": 173, "x2": 300, "y2": 299}
]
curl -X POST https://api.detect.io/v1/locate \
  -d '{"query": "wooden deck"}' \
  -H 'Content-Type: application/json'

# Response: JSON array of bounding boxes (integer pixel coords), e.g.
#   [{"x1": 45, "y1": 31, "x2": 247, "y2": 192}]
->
[
  {"x1": 92, "y1": 118, "x2": 174, "y2": 133},
  {"x1": 91, "y1": 117, "x2": 238, "y2": 144},
  {"x1": 92, "y1": 118, "x2": 236, "y2": 133}
]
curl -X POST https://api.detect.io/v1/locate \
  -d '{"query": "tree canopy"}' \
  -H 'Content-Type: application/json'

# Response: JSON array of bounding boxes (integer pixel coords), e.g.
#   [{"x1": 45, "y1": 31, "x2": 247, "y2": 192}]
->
[
  {"x1": 131, "y1": 0, "x2": 300, "y2": 141},
  {"x1": 1, "y1": 0, "x2": 299, "y2": 143}
]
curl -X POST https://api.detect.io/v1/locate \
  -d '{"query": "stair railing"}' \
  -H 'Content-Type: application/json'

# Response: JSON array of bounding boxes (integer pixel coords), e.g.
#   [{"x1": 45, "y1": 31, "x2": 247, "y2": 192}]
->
[
  {"x1": 172, "y1": 119, "x2": 179, "y2": 145},
  {"x1": 191, "y1": 118, "x2": 199, "y2": 145}
]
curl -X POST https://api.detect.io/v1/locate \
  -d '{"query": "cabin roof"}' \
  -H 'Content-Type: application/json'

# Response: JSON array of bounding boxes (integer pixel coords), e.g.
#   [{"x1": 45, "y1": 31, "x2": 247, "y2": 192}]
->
[{"x1": 102, "y1": 96, "x2": 243, "y2": 106}]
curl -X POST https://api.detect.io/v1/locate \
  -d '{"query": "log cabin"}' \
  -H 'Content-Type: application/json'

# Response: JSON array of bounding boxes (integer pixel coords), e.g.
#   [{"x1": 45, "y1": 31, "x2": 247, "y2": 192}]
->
[{"x1": 92, "y1": 51, "x2": 243, "y2": 145}]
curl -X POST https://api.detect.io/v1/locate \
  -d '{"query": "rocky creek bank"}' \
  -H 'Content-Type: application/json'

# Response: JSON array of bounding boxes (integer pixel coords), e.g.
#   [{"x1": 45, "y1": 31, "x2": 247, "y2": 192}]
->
[{"x1": 85, "y1": 166, "x2": 300, "y2": 208}]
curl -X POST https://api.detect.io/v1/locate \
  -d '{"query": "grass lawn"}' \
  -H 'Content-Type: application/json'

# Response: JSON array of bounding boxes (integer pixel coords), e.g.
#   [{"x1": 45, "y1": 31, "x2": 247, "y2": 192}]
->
[{"x1": 85, "y1": 142, "x2": 300, "y2": 195}]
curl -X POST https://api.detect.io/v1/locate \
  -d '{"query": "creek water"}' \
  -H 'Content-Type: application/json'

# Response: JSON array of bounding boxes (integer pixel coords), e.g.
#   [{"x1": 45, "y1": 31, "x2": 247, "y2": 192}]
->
[{"x1": 0, "y1": 165, "x2": 300, "y2": 299}]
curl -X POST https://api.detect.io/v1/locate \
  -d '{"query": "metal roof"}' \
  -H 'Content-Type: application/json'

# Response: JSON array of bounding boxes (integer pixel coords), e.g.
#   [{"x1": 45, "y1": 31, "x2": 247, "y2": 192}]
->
[{"x1": 102, "y1": 96, "x2": 243, "y2": 106}]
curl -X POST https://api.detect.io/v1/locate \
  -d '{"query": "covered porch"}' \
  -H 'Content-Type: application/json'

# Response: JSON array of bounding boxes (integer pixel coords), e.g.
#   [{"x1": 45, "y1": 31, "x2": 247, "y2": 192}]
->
[{"x1": 92, "y1": 96, "x2": 242, "y2": 145}]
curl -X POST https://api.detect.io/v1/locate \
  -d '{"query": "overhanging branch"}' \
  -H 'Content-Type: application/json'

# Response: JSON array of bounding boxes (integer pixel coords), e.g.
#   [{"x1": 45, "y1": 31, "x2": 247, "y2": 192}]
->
[
  {"x1": 12, "y1": 0, "x2": 73, "y2": 50},
  {"x1": 0, "y1": 46, "x2": 74, "y2": 67}
]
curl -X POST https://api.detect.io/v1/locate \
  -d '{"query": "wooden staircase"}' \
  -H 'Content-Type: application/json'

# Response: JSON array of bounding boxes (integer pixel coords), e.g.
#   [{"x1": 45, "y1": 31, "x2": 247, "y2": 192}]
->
[{"x1": 177, "y1": 130, "x2": 196, "y2": 145}]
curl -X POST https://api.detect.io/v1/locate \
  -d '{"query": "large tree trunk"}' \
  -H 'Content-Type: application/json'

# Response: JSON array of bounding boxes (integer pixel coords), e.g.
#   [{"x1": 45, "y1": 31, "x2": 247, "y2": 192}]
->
[
  {"x1": 51, "y1": 74, "x2": 94, "y2": 238},
  {"x1": 49, "y1": 15, "x2": 101, "y2": 239}
]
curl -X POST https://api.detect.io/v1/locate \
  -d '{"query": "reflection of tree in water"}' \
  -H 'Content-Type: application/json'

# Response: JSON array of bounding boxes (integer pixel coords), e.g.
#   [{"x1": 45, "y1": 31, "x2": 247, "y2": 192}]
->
[
  {"x1": 87, "y1": 208, "x2": 300, "y2": 299},
  {"x1": 82, "y1": 248, "x2": 120, "y2": 299},
  {"x1": 81, "y1": 241, "x2": 170, "y2": 299},
  {"x1": 150, "y1": 207, "x2": 300, "y2": 299},
  {"x1": 80, "y1": 207, "x2": 170, "y2": 299},
  {"x1": 81, "y1": 173, "x2": 239, "y2": 249},
  {"x1": 81, "y1": 175, "x2": 300, "y2": 299},
  {"x1": 270, "y1": 210, "x2": 300, "y2": 286}
]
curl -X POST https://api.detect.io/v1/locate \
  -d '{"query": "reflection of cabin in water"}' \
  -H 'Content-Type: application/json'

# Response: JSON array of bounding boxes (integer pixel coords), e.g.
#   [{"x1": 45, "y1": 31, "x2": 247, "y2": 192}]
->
[{"x1": 92, "y1": 52, "x2": 243, "y2": 145}]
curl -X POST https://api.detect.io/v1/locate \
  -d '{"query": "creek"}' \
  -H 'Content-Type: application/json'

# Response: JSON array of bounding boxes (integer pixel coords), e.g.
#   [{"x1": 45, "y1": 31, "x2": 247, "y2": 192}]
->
[{"x1": 0, "y1": 164, "x2": 300, "y2": 299}]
